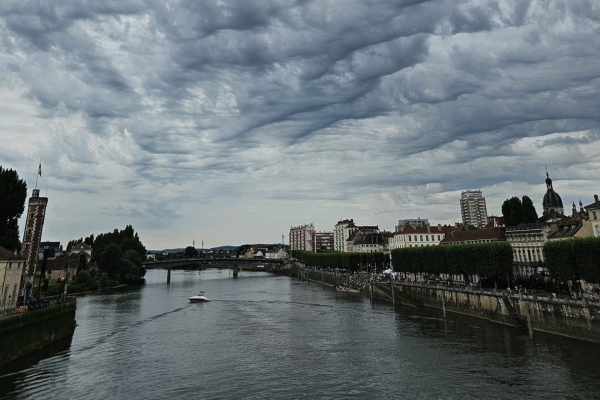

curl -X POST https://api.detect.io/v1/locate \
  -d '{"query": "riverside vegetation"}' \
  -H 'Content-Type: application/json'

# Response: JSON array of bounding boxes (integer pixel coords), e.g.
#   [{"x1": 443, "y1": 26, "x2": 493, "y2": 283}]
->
[
  {"x1": 293, "y1": 238, "x2": 600, "y2": 292},
  {"x1": 44, "y1": 225, "x2": 147, "y2": 296}
]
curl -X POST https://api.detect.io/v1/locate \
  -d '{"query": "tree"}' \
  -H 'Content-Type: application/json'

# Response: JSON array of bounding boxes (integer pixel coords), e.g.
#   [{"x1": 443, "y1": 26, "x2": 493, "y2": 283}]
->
[
  {"x1": 502, "y1": 195, "x2": 539, "y2": 227},
  {"x1": 185, "y1": 246, "x2": 198, "y2": 258},
  {"x1": 521, "y1": 195, "x2": 538, "y2": 223},
  {"x1": 98, "y1": 243, "x2": 123, "y2": 279},
  {"x1": 0, "y1": 166, "x2": 27, "y2": 251},
  {"x1": 77, "y1": 253, "x2": 88, "y2": 274},
  {"x1": 502, "y1": 196, "x2": 523, "y2": 227}
]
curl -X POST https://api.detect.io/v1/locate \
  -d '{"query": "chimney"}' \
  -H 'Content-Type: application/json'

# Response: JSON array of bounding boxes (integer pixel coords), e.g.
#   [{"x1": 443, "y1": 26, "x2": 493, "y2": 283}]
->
[{"x1": 437, "y1": 224, "x2": 441, "y2": 231}]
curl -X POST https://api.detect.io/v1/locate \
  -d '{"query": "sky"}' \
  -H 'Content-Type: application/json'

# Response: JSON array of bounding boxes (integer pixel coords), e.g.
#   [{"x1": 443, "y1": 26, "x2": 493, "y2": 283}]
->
[{"x1": 1, "y1": 0, "x2": 600, "y2": 250}]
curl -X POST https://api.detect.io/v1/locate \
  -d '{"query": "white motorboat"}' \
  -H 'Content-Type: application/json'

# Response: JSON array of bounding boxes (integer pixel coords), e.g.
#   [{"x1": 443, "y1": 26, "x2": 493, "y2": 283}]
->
[
  {"x1": 336, "y1": 286, "x2": 360, "y2": 294},
  {"x1": 189, "y1": 291, "x2": 210, "y2": 303}
]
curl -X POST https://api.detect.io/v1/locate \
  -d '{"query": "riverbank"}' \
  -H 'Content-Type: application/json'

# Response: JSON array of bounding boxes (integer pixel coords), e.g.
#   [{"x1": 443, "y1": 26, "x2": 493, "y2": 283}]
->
[
  {"x1": 291, "y1": 265, "x2": 600, "y2": 344},
  {"x1": 0, "y1": 298, "x2": 77, "y2": 369}
]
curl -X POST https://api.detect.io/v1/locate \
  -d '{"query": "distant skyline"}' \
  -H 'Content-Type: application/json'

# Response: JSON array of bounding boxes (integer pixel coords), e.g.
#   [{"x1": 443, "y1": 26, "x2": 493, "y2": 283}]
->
[{"x1": 1, "y1": 1, "x2": 599, "y2": 249}]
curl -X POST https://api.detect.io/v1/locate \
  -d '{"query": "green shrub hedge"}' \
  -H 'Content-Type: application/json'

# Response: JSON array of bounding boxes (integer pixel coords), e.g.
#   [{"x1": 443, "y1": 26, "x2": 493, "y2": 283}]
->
[
  {"x1": 544, "y1": 238, "x2": 600, "y2": 283},
  {"x1": 391, "y1": 242, "x2": 513, "y2": 279}
]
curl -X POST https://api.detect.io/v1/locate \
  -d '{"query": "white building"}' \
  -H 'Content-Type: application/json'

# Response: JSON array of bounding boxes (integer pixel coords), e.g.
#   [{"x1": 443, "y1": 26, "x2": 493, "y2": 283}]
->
[
  {"x1": 388, "y1": 223, "x2": 452, "y2": 251},
  {"x1": 460, "y1": 190, "x2": 488, "y2": 228},
  {"x1": 506, "y1": 223, "x2": 551, "y2": 277},
  {"x1": 334, "y1": 219, "x2": 357, "y2": 252}
]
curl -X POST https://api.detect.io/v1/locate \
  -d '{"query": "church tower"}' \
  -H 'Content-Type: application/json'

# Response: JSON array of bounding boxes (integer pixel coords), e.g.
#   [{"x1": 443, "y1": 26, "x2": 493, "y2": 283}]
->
[
  {"x1": 21, "y1": 189, "x2": 48, "y2": 288},
  {"x1": 542, "y1": 168, "x2": 564, "y2": 215}
]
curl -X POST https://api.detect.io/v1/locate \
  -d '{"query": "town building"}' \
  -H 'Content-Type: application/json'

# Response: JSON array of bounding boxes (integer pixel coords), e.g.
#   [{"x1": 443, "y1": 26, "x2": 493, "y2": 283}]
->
[
  {"x1": 0, "y1": 246, "x2": 25, "y2": 314},
  {"x1": 265, "y1": 247, "x2": 287, "y2": 259},
  {"x1": 584, "y1": 194, "x2": 600, "y2": 237},
  {"x1": 505, "y1": 223, "x2": 549, "y2": 277},
  {"x1": 334, "y1": 219, "x2": 357, "y2": 252},
  {"x1": 396, "y1": 218, "x2": 429, "y2": 229},
  {"x1": 38, "y1": 241, "x2": 61, "y2": 259},
  {"x1": 460, "y1": 190, "x2": 488, "y2": 228},
  {"x1": 439, "y1": 227, "x2": 506, "y2": 245},
  {"x1": 289, "y1": 224, "x2": 316, "y2": 252},
  {"x1": 21, "y1": 189, "x2": 48, "y2": 293},
  {"x1": 69, "y1": 242, "x2": 92, "y2": 262},
  {"x1": 315, "y1": 231, "x2": 334, "y2": 251},
  {"x1": 506, "y1": 170, "x2": 570, "y2": 277},
  {"x1": 389, "y1": 223, "x2": 452, "y2": 251},
  {"x1": 347, "y1": 230, "x2": 392, "y2": 254}
]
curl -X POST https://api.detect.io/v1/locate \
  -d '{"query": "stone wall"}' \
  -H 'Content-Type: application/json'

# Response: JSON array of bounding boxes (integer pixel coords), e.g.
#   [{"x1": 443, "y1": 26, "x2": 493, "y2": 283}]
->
[
  {"x1": 398, "y1": 283, "x2": 600, "y2": 343},
  {"x1": 0, "y1": 300, "x2": 77, "y2": 367}
]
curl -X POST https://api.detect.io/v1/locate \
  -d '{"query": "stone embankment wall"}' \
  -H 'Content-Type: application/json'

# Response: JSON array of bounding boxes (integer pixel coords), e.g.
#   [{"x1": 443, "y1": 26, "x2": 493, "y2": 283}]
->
[
  {"x1": 0, "y1": 300, "x2": 77, "y2": 367},
  {"x1": 398, "y1": 283, "x2": 600, "y2": 343},
  {"x1": 289, "y1": 266, "x2": 600, "y2": 343}
]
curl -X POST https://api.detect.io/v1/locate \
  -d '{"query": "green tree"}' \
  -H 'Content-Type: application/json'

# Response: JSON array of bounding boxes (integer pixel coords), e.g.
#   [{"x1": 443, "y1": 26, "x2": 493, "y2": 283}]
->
[
  {"x1": 184, "y1": 246, "x2": 198, "y2": 258},
  {"x1": 0, "y1": 166, "x2": 27, "y2": 251},
  {"x1": 77, "y1": 253, "x2": 88, "y2": 274},
  {"x1": 502, "y1": 196, "x2": 523, "y2": 227},
  {"x1": 521, "y1": 195, "x2": 538, "y2": 223},
  {"x1": 98, "y1": 243, "x2": 123, "y2": 280}
]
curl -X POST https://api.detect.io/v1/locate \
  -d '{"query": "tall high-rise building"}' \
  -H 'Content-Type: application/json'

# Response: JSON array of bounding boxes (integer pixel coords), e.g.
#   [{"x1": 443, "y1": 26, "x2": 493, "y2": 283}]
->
[
  {"x1": 289, "y1": 224, "x2": 316, "y2": 252},
  {"x1": 460, "y1": 190, "x2": 488, "y2": 228},
  {"x1": 21, "y1": 189, "x2": 48, "y2": 289}
]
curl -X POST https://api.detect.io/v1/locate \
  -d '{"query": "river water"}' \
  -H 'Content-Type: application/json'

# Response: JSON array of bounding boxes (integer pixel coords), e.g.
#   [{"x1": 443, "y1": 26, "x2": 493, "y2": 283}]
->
[{"x1": 1, "y1": 269, "x2": 600, "y2": 399}]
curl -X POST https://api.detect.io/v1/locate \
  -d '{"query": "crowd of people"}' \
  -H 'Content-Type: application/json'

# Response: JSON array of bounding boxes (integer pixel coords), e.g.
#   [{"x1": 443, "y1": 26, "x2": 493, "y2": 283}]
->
[{"x1": 298, "y1": 262, "x2": 600, "y2": 304}]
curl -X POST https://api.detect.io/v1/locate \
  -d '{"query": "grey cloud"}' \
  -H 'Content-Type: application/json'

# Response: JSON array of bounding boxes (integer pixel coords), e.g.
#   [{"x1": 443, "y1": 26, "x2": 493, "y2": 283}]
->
[{"x1": 2, "y1": 0, "x2": 600, "y2": 246}]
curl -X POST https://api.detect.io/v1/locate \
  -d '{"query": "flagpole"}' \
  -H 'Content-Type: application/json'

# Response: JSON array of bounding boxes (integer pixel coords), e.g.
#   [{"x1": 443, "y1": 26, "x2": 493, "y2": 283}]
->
[{"x1": 34, "y1": 158, "x2": 41, "y2": 190}]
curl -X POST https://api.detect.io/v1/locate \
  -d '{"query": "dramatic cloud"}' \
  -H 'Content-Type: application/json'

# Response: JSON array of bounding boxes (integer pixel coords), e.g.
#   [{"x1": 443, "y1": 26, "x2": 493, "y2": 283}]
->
[{"x1": 1, "y1": 0, "x2": 599, "y2": 248}]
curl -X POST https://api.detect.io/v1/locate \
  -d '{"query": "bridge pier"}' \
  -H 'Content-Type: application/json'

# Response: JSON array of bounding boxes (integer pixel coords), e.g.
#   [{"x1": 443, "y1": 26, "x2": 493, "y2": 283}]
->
[
  {"x1": 233, "y1": 265, "x2": 238, "y2": 279},
  {"x1": 167, "y1": 268, "x2": 171, "y2": 284}
]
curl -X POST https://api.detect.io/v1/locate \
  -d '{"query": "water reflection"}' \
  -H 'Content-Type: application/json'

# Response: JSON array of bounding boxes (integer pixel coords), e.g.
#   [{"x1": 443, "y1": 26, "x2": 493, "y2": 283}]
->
[{"x1": 1, "y1": 270, "x2": 599, "y2": 399}]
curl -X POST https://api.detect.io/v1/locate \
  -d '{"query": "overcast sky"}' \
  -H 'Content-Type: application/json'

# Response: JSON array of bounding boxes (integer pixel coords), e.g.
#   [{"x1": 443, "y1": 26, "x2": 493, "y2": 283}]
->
[{"x1": 1, "y1": 0, "x2": 600, "y2": 250}]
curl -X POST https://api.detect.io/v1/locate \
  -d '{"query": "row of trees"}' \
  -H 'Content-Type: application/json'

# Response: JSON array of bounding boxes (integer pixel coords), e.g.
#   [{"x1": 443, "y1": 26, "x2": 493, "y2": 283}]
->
[
  {"x1": 502, "y1": 195, "x2": 538, "y2": 227},
  {"x1": 391, "y1": 242, "x2": 513, "y2": 279},
  {"x1": 544, "y1": 238, "x2": 600, "y2": 284},
  {"x1": 292, "y1": 250, "x2": 386, "y2": 271}
]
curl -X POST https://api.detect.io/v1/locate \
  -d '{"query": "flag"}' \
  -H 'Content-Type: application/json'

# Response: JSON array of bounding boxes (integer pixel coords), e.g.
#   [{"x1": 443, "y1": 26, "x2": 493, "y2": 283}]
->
[{"x1": 38, "y1": 161, "x2": 41, "y2": 177}]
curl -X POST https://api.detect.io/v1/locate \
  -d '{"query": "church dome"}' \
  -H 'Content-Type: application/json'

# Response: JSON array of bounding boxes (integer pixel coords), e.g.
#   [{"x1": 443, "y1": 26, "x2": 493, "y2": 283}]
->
[
  {"x1": 542, "y1": 171, "x2": 563, "y2": 212},
  {"x1": 543, "y1": 189, "x2": 563, "y2": 209}
]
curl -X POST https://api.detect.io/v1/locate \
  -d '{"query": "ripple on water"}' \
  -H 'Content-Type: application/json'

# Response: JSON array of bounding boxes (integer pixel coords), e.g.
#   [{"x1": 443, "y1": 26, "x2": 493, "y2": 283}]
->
[{"x1": 2, "y1": 269, "x2": 600, "y2": 399}]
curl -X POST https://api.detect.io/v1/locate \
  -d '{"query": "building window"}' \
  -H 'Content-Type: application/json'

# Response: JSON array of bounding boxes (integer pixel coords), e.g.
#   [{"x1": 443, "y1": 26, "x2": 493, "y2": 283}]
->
[
  {"x1": 437, "y1": 235, "x2": 441, "y2": 241},
  {"x1": 425, "y1": 235, "x2": 429, "y2": 241},
  {"x1": 593, "y1": 211, "x2": 598, "y2": 220},
  {"x1": 420, "y1": 235, "x2": 423, "y2": 241},
  {"x1": 29, "y1": 213, "x2": 34, "y2": 219},
  {"x1": 25, "y1": 243, "x2": 30, "y2": 250}
]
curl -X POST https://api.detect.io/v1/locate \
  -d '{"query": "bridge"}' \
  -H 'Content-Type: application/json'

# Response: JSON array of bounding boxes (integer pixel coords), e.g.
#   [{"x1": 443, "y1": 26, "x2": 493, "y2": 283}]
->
[
  {"x1": 142, "y1": 257, "x2": 288, "y2": 283},
  {"x1": 142, "y1": 257, "x2": 285, "y2": 270}
]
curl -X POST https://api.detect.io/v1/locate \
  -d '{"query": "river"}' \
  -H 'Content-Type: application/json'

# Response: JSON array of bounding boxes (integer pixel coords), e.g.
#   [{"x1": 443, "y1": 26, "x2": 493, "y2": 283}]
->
[{"x1": 1, "y1": 269, "x2": 600, "y2": 399}]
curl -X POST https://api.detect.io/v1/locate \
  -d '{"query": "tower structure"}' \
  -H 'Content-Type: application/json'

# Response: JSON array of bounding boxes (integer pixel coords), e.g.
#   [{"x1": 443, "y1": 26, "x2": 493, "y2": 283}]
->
[
  {"x1": 542, "y1": 168, "x2": 564, "y2": 215},
  {"x1": 460, "y1": 190, "x2": 488, "y2": 228},
  {"x1": 21, "y1": 189, "x2": 48, "y2": 290}
]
